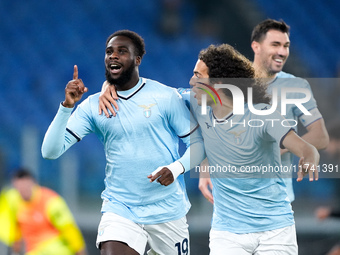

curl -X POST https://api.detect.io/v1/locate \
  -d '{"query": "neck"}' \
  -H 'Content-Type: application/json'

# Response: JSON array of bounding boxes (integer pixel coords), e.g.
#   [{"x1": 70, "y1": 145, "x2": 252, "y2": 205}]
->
[
  {"x1": 253, "y1": 59, "x2": 278, "y2": 77},
  {"x1": 252, "y1": 62, "x2": 277, "y2": 85},
  {"x1": 116, "y1": 74, "x2": 140, "y2": 91},
  {"x1": 211, "y1": 96, "x2": 233, "y2": 119}
]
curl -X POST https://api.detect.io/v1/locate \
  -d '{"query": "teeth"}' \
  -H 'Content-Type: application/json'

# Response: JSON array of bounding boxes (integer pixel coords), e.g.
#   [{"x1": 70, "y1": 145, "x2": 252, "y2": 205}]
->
[
  {"x1": 274, "y1": 59, "x2": 283, "y2": 63},
  {"x1": 110, "y1": 64, "x2": 120, "y2": 70}
]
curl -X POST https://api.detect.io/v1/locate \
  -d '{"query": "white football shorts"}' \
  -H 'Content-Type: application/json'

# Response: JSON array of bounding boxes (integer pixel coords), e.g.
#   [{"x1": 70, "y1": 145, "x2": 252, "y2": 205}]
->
[
  {"x1": 209, "y1": 224, "x2": 297, "y2": 255},
  {"x1": 96, "y1": 212, "x2": 190, "y2": 255}
]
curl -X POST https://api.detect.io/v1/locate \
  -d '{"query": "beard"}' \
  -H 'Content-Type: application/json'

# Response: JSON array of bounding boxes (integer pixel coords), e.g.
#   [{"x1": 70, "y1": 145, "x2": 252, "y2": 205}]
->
[{"x1": 105, "y1": 62, "x2": 135, "y2": 87}]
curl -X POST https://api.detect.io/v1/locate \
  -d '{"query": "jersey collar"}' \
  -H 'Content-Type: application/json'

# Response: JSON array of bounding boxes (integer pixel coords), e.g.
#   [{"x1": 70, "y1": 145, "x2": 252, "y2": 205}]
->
[
  {"x1": 117, "y1": 78, "x2": 146, "y2": 100},
  {"x1": 212, "y1": 111, "x2": 233, "y2": 123}
]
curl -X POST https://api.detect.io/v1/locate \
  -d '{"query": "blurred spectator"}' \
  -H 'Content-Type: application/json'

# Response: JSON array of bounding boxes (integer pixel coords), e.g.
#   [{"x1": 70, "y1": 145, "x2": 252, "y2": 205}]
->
[
  {"x1": 315, "y1": 206, "x2": 340, "y2": 255},
  {"x1": 159, "y1": 0, "x2": 182, "y2": 37},
  {"x1": 316, "y1": 207, "x2": 340, "y2": 221},
  {"x1": 0, "y1": 168, "x2": 86, "y2": 255},
  {"x1": 315, "y1": 121, "x2": 340, "y2": 255},
  {"x1": 0, "y1": 185, "x2": 19, "y2": 253}
]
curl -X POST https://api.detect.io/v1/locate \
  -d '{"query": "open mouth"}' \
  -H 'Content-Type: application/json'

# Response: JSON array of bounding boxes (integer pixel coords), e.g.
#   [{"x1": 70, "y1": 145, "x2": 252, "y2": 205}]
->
[{"x1": 109, "y1": 64, "x2": 122, "y2": 74}]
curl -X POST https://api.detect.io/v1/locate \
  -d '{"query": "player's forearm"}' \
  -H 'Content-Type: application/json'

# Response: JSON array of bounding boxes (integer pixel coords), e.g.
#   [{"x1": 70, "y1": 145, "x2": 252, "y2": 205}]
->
[
  {"x1": 283, "y1": 132, "x2": 319, "y2": 164},
  {"x1": 300, "y1": 143, "x2": 319, "y2": 165},
  {"x1": 303, "y1": 119, "x2": 329, "y2": 150},
  {"x1": 178, "y1": 131, "x2": 206, "y2": 172},
  {"x1": 288, "y1": 138, "x2": 319, "y2": 163},
  {"x1": 41, "y1": 104, "x2": 75, "y2": 159},
  {"x1": 199, "y1": 158, "x2": 210, "y2": 178},
  {"x1": 301, "y1": 130, "x2": 329, "y2": 150}
]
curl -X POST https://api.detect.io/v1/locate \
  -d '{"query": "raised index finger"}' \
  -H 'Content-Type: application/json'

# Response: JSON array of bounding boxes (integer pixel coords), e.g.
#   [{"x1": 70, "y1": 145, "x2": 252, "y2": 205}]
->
[{"x1": 73, "y1": 65, "x2": 78, "y2": 80}]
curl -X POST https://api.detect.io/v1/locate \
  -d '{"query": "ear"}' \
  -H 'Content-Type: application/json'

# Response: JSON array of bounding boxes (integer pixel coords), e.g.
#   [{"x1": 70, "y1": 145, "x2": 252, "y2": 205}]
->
[
  {"x1": 136, "y1": 56, "x2": 142, "y2": 66},
  {"x1": 251, "y1": 41, "x2": 260, "y2": 54}
]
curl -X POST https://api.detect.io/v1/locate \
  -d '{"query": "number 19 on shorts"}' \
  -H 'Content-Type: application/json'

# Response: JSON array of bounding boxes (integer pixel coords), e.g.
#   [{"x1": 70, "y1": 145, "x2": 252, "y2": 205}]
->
[{"x1": 175, "y1": 238, "x2": 188, "y2": 255}]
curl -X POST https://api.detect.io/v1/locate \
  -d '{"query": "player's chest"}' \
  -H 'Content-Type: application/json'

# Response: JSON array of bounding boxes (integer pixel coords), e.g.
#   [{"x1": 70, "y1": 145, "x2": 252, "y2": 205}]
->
[
  {"x1": 198, "y1": 113, "x2": 262, "y2": 147},
  {"x1": 98, "y1": 99, "x2": 165, "y2": 137}
]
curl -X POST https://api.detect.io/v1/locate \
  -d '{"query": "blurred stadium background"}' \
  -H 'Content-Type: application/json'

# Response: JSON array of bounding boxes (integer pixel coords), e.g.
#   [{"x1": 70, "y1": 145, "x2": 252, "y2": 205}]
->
[{"x1": 1, "y1": 0, "x2": 340, "y2": 254}]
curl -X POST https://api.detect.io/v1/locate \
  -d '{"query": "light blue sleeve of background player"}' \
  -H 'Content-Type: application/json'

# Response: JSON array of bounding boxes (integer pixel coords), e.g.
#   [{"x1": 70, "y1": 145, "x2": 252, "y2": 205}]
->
[
  {"x1": 259, "y1": 106, "x2": 294, "y2": 148},
  {"x1": 289, "y1": 78, "x2": 318, "y2": 118},
  {"x1": 169, "y1": 89, "x2": 205, "y2": 172}
]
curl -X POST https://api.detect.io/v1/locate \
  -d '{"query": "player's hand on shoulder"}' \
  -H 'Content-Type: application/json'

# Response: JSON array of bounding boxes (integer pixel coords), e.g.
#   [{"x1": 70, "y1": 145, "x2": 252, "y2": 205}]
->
[{"x1": 99, "y1": 81, "x2": 119, "y2": 117}]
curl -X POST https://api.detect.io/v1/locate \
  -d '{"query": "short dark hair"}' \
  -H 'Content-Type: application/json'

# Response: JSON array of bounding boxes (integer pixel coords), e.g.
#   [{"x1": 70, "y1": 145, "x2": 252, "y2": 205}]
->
[
  {"x1": 198, "y1": 44, "x2": 270, "y2": 104},
  {"x1": 12, "y1": 168, "x2": 34, "y2": 180},
  {"x1": 251, "y1": 19, "x2": 290, "y2": 43},
  {"x1": 106, "y1": 30, "x2": 146, "y2": 59}
]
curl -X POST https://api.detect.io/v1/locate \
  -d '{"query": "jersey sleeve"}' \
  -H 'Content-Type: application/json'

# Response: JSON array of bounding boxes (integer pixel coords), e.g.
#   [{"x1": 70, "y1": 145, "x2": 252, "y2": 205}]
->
[
  {"x1": 66, "y1": 97, "x2": 96, "y2": 139},
  {"x1": 41, "y1": 104, "x2": 77, "y2": 159},
  {"x1": 41, "y1": 98, "x2": 94, "y2": 159},
  {"x1": 290, "y1": 78, "x2": 322, "y2": 127},
  {"x1": 260, "y1": 107, "x2": 293, "y2": 149},
  {"x1": 168, "y1": 89, "x2": 205, "y2": 172},
  {"x1": 180, "y1": 125, "x2": 206, "y2": 172},
  {"x1": 177, "y1": 88, "x2": 191, "y2": 109},
  {"x1": 167, "y1": 89, "x2": 198, "y2": 138}
]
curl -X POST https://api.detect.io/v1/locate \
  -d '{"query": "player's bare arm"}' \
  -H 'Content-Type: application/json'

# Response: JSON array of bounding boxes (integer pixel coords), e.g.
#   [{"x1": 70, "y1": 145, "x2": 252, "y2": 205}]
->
[
  {"x1": 63, "y1": 65, "x2": 88, "y2": 108},
  {"x1": 282, "y1": 130, "x2": 320, "y2": 182},
  {"x1": 302, "y1": 118, "x2": 329, "y2": 150},
  {"x1": 280, "y1": 118, "x2": 329, "y2": 156},
  {"x1": 99, "y1": 81, "x2": 119, "y2": 117},
  {"x1": 198, "y1": 158, "x2": 214, "y2": 204}
]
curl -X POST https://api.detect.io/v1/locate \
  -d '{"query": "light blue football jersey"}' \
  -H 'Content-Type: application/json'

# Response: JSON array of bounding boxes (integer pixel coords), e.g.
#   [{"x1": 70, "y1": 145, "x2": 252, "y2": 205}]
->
[
  {"x1": 179, "y1": 72, "x2": 322, "y2": 203},
  {"x1": 190, "y1": 98, "x2": 295, "y2": 233},
  {"x1": 268, "y1": 71, "x2": 320, "y2": 202},
  {"x1": 42, "y1": 78, "x2": 204, "y2": 224}
]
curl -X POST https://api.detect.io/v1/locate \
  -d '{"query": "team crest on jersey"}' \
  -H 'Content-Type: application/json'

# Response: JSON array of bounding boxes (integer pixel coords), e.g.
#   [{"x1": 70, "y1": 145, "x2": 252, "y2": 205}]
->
[
  {"x1": 228, "y1": 130, "x2": 246, "y2": 145},
  {"x1": 138, "y1": 103, "x2": 157, "y2": 118}
]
